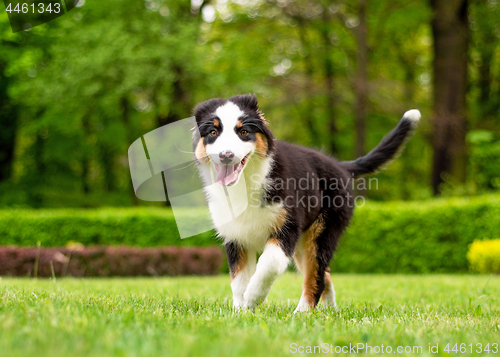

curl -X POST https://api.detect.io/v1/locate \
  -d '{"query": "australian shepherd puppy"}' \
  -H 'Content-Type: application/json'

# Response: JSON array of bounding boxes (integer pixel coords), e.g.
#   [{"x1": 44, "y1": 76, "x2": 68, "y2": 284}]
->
[{"x1": 192, "y1": 94, "x2": 420, "y2": 312}]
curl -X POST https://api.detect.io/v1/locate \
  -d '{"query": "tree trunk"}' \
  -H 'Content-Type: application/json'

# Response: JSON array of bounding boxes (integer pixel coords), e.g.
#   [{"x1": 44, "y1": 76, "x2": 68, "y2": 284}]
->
[
  {"x1": 156, "y1": 65, "x2": 192, "y2": 128},
  {"x1": 81, "y1": 115, "x2": 91, "y2": 194},
  {"x1": 297, "y1": 18, "x2": 320, "y2": 146},
  {"x1": 479, "y1": 51, "x2": 493, "y2": 107},
  {"x1": 471, "y1": 0, "x2": 497, "y2": 117},
  {"x1": 120, "y1": 97, "x2": 139, "y2": 206},
  {"x1": 99, "y1": 143, "x2": 116, "y2": 192},
  {"x1": 430, "y1": 0, "x2": 469, "y2": 194},
  {"x1": 354, "y1": 0, "x2": 368, "y2": 159},
  {"x1": 31, "y1": 129, "x2": 46, "y2": 208},
  {"x1": 0, "y1": 62, "x2": 18, "y2": 183},
  {"x1": 320, "y1": 12, "x2": 337, "y2": 155}
]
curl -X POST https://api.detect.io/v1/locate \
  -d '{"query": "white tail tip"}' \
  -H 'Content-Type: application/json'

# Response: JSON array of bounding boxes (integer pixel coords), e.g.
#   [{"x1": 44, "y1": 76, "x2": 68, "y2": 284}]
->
[{"x1": 403, "y1": 109, "x2": 421, "y2": 123}]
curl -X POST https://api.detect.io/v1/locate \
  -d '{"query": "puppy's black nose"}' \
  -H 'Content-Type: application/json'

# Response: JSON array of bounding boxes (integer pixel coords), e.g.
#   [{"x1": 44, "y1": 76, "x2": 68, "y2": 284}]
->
[{"x1": 219, "y1": 150, "x2": 235, "y2": 164}]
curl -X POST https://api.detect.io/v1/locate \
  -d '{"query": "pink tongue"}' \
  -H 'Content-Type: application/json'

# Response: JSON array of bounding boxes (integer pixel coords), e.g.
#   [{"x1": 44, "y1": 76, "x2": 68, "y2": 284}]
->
[{"x1": 216, "y1": 164, "x2": 239, "y2": 186}]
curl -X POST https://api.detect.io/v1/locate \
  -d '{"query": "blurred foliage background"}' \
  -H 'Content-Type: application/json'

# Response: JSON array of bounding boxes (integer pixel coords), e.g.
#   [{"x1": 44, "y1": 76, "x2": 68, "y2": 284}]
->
[{"x1": 1, "y1": 0, "x2": 500, "y2": 208}]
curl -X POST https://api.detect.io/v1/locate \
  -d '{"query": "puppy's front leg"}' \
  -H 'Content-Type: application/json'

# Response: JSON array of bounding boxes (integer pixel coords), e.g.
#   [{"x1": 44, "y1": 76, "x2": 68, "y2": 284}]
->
[
  {"x1": 225, "y1": 242, "x2": 256, "y2": 309},
  {"x1": 243, "y1": 238, "x2": 291, "y2": 309}
]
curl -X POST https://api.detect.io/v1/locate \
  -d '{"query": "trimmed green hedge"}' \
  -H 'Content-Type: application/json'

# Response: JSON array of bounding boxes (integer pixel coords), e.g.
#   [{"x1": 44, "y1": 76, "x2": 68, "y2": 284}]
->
[
  {"x1": 1, "y1": 195, "x2": 499, "y2": 273},
  {"x1": 0, "y1": 208, "x2": 216, "y2": 247},
  {"x1": 334, "y1": 195, "x2": 500, "y2": 273}
]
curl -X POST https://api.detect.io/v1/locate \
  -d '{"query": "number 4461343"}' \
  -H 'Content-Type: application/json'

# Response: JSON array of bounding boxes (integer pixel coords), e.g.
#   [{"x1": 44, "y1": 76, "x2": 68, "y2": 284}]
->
[
  {"x1": 6, "y1": 2, "x2": 61, "y2": 14},
  {"x1": 444, "y1": 343, "x2": 498, "y2": 354}
]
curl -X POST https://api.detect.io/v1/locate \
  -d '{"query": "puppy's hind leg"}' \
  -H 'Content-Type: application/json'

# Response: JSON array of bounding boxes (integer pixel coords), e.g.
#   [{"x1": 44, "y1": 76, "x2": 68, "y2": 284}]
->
[
  {"x1": 294, "y1": 218, "x2": 326, "y2": 313},
  {"x1": 294, "y1": 212, "x2": 343, "y2": 313}
]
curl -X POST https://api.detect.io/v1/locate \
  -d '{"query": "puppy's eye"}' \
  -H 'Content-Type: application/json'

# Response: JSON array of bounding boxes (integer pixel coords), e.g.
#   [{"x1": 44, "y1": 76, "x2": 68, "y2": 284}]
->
[
  {"x1": 240, "y1": 130, "x2": 248, "y2": 136},
  {"x1": 210, "y1": 130, "x2": 218, "y2": 137}
]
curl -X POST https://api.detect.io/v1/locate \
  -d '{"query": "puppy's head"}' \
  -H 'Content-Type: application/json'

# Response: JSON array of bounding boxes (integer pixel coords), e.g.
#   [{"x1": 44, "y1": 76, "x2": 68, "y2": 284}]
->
[{"x1": 193, "y1": 94, "x2": 274, "y2": 186}]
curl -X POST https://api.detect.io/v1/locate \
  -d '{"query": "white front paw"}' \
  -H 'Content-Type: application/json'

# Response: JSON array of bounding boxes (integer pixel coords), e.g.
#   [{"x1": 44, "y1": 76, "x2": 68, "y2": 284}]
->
[
  {"x1": 243, "y1": 290, "x2": 267, "y2": 309},
  {"x1": 243, "y1": 299, "x2": 258, "y2": 310},
  {"x1": 243, "y1": 291, "x2": 262, "y2": 309},
  {"x1": 293, "y1": 304, "x2": 312, "y2": 314},
  {"x1": 233, "y1": 296, "x2": 245, "y2": 310}
]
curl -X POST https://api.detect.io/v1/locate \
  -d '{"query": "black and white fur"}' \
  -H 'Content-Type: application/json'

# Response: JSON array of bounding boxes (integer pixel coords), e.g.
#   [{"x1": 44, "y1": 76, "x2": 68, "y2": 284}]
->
[{"x1": 193, "y1": 94, "x2": 420, "y2": 312}]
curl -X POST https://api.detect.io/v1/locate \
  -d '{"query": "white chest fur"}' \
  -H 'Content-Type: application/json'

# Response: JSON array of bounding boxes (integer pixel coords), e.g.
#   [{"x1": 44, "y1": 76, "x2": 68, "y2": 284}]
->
[
  {"x1": 210, "y1": 196, "x2": 284, "y2": 252},
  {"x1": 201, "y1": 157, "x2": 283, "y2": 252}
]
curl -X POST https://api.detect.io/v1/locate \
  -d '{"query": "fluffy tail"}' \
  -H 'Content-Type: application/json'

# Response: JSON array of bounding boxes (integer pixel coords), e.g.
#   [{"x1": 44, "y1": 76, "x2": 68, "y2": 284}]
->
[{"x1": 339, "y1": 110, "x2": 421, "y2": 178}]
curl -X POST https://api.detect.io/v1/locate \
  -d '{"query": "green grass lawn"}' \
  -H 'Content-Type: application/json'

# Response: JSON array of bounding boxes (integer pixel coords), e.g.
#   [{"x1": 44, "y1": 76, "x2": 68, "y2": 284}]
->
[{"x1": 0, "y1": 274, "x2": 499, "y2": 357}]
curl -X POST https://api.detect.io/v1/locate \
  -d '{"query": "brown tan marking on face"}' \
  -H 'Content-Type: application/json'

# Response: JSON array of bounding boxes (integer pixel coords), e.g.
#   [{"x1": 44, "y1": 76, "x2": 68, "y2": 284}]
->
[
  {"x1": 236, "y1": 120, "x2": 243, "y2": 128},
  {"x1": 213, "y1": 118, "x2": 220, "y2": 128},
  {"x1": 296, "y1": 215, "x2": 325, "y2": 310},
  {"x1": 195, "y1": 137, "x2": 209, "y2": 164},
  {"x1": 230, "y1": 247, "x2": 248, "y2": 280},
  {"x1": 255, "y1": 132, "x2": 268, "y2": 157}
]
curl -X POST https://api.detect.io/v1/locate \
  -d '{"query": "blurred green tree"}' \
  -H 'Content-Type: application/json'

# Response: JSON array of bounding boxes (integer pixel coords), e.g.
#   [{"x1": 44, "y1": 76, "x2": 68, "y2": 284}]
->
[{"x1": 0, "y1": 0, "x2": 499, "y2": 207}]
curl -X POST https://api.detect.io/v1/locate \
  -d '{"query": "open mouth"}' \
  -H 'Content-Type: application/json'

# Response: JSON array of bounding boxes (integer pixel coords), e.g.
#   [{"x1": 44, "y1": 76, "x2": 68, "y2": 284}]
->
[{"x1": 212, "y1": 154, "x2": 249, "y2": 186}]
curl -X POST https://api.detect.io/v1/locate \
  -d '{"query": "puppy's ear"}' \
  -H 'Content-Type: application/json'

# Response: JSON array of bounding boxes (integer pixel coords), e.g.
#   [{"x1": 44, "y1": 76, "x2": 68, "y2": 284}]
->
[{"x1": 229, "y1": 94, "x2": 259, "y2": 112}]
